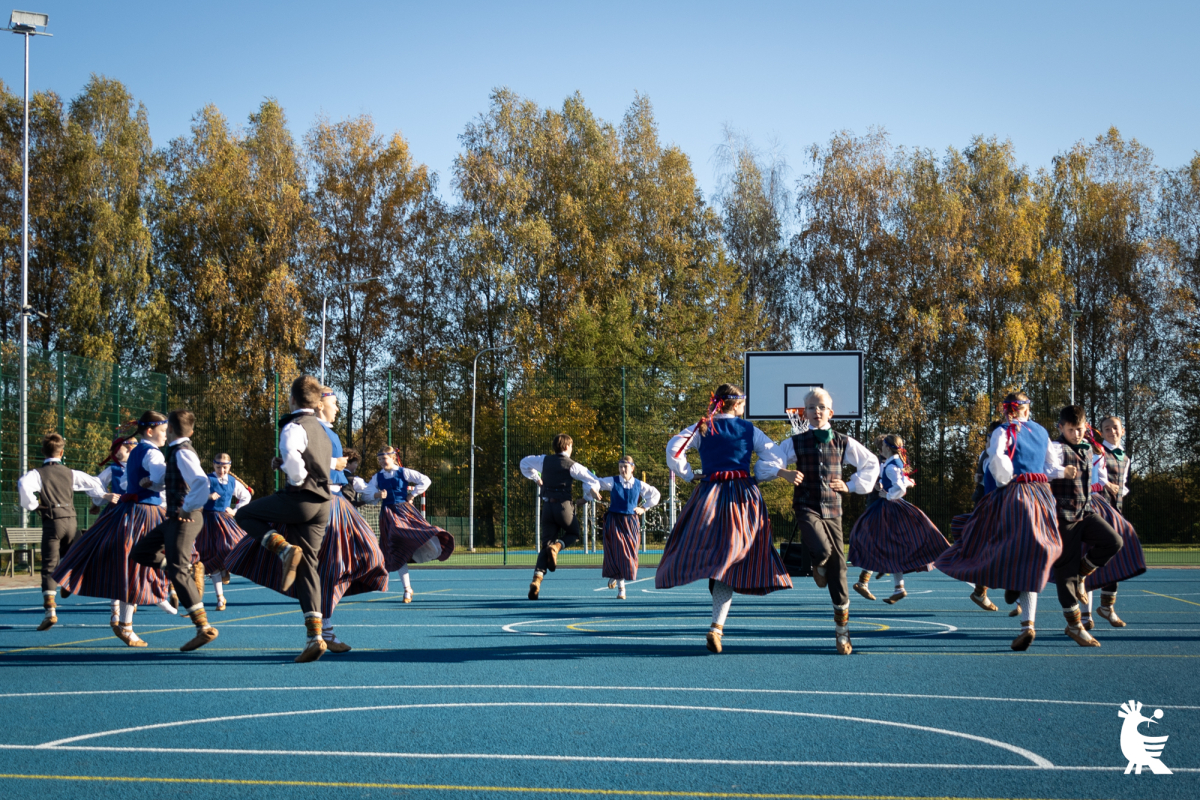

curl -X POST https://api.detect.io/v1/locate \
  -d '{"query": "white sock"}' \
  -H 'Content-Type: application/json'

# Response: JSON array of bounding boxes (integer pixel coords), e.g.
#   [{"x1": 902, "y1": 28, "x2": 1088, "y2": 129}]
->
[
  {"x1": 1019, "y1": 592, "x2": 1038, "y2": 625},
  {"x1": 834, "y1": 602, "x2": 850, "y2": 634},
  {"x1": 399, "y1": 566, "x2": 412, "y2": 592},
  {"x1": 157, "y1": 599, "x2": 179, "y2": 615},
  {"x1": 711, "y1": 580, "x2": 733, "y2": 628},
  {"x1": 618, "y1": 579, "x2": 626, "y2": 591},
  {"x1": 893, "y1": 574, "x2": 904, "y2": 592},
  {"x1": 323, "y1": 618, "x2": 335, "y2": 639},
  {"x1": 213, "y1": 579, "x2": 224, "y2": 598},
  {"x1": 44, "y1": 605, "x2": 56, "y2": 618},
  {"x1": 119, "y1": 602, "x2": 136, "y2": 624},
  {"x1": 1083, "y1": 591, "x2": 1093, "y2": 615},
  {"x1": 111, "y1": 599, "x2": 120, "y2": 617}
]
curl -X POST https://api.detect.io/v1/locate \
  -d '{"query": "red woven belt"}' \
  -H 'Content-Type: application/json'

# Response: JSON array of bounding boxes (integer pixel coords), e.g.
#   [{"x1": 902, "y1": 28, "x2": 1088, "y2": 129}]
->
[
  {"x1": 704, "y1": 470, "x2": 750, "y2": 482},
  {"x1": 1013, "y1": 473, "x2": 1048, "y2": 484}
]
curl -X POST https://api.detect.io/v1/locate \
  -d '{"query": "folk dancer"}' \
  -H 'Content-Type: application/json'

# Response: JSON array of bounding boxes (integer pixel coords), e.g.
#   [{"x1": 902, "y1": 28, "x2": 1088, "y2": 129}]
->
[{"x1": 660, "y1": 384, "x2": 792, "y2": 654}]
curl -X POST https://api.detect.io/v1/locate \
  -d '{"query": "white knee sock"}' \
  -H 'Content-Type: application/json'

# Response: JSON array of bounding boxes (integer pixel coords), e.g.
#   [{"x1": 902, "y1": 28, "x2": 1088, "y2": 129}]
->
[
  {"x1": 399, "y1": 566, "x2": 412, "y2": 592},
  {"x1": 119, "y1": 602, "x2": 136, "y2": 624},
  {"x1": 711, "y1": 580, "x2": 733, "y2": 628},
  {"x1": 1019, "y1": 592, "x2": 1038, "y2": 625},
  {"x1": 111, "y1": 599, "x2": 120, "y2": 618},
  {"x1": 156, "y1": 598, "x2": 178, "y2": 615},
  {"x1": 618, "y1": 579, "x2": 626, "y2": 591},
  {"x1": 1084, "y1": 591, "x2": 1094, "y2": 615},
  {"x1": 893, "y1": 573, "x2": 904, "y2": 591}
]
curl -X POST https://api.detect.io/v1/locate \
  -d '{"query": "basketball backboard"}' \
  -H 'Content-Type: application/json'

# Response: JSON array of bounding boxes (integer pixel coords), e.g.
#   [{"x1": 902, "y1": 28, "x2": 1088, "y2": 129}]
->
[{"x1": 743, "y1": 351, "x2": 863, "y2": 420}]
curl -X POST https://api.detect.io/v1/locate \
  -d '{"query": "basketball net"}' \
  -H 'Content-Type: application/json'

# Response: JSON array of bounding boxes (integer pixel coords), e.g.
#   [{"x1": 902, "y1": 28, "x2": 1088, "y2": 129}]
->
[{"x1": 786, "y1": 408, "x2": 809, "y2": 436}]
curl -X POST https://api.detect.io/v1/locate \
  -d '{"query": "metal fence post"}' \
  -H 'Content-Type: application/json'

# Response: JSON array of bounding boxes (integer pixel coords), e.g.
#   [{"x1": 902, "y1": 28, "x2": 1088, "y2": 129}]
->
[
  {"x1": 56, "y1": 350, "x2": 64, "y2": 436},
  {"x1": 420, "y1": 494, "x2": 426, "y2": 520},
  {"x1": 502, "y1": 363, "x2": 508, "y2": 566},
  {"x1": 273, "y1": 372, "x2": 280, "y2": 492},
  {"x1": 621, "y1": 365, "x2": 626, "y2": 457},
  {"x1": 669, "y1": 472, "x2": 676, "y2": 532},
  {"x1": 582, "y1": 501, "x2": 589, "y2": 554}
]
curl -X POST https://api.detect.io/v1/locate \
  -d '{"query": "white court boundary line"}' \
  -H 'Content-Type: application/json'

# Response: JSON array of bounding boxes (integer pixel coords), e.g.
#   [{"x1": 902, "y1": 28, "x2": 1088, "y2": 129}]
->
[
  {"x1": 3, "y1": 683, "x2": 1199, "y2": 710},
  {"x1": 503, "y1": 616, "x2": 957, "y2": 640},
  {"x1": 33, "y1": 701, "x2": 1052, "y2": 767},
  {"x1": 592, "y1": 577, "x2": 654, "y2": 591},
  {"x1": 3, "y1": 742, "x2": 1191, "y2": 772}
]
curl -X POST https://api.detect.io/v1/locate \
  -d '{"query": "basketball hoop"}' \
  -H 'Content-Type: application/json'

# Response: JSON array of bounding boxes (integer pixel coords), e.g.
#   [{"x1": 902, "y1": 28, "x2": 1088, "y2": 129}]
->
[{"x1": 785, "y1": 408, "x2": 808, "y2": 436}]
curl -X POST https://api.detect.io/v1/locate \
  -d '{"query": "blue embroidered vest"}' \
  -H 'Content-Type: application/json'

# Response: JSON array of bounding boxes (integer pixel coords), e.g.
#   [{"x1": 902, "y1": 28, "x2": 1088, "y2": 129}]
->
[
  {"x1": 376, "y1": 470, "x2": 407, "y2": 506},
  {"x1": 320, "y1": 420, "x2": 347, "y2": 486},
  {"x1": 205, "y1": 475, "x2": 236, "y2": 512},
  {"x1": 696, "y1": 417, "x2": 755, "y2": 474},
  {"x1": 608, "y1": 478, "x2": 641, "y2": 515},
  {"x1": 125, "y1": 440, "x2": 163, "y2": 506}
]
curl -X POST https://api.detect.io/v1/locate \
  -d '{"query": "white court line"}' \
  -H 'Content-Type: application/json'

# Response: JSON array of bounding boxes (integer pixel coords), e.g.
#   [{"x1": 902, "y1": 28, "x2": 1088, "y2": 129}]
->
[
  {"x1": 33, "y1": 701, "x2": 1052, "y2": 766},
  {"x1": 3, "y1": 683, "x2": 1199, "y2": 710},
  {"x1": 592, "y1": 577, "x2": 654, "y2": 591},
  {"x1": 1, "y1": 743, "x2": 1181, "y2": 772},
  {"x1": 500, "y1": 619, "x2": 556, "y2": 636}
]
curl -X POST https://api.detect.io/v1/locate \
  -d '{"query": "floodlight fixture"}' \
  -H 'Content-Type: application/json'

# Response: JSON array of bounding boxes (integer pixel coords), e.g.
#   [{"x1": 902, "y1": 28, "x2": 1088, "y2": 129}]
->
[{"x1": 8, "y1": 10, "x2": 49, "y2": 35}]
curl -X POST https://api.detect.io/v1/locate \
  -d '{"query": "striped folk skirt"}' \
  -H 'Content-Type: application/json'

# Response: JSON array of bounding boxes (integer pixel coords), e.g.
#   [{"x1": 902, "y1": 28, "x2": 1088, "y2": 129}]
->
[
  {"x1": 380, "y1": 502, "x2": 456, "y2": 571},
  {"x1": 601, "y1": 512, "x2": 641, "y2": 581},
  {"x1": 225, "y1": 495, "x2": 389, "y2": 617},
  {"x1": 949, "y1": 513, "x2": 971, "y2": 541},
  {"x1": 655, "y1": 477, "x2": 792, "y2": 596},
  {"x1": 197, "y1": 510, "x2": 247, "y2": 573},
  {"x1": 1085, "y1": 495, "x2": 1147, "y2": 590},
  {"x1": 934, "y1": 480, "x2": 1062, "y2": 592},
  {"x1": 52, "y1": 501, "x2": 170, "y2": 605},
  {"x1": 847, "y1": 498, "x2": 950, "y2": 574}
]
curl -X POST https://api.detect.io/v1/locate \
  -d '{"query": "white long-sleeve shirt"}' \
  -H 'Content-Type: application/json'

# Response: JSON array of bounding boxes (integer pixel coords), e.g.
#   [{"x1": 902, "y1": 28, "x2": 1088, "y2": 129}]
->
[
  {"x1": 96, "y1": 464, "x2": 126, "y2": 494},
  {"x1": 149, "y1": 438, "x2": 213, "y2": 513},
  {"x1": 279, "y1": 410, "x2": 318, "y2": 487},
  {"x1": 519, "y1": 455, "x2": 602, "y2": 497},
  {"x1": 136, "y1": 445, "x2": 168, "y2": 503},
  {"x1": 880, "y1": 456, "x2": 913, "y2": 501},
  {"x1": 1045, "y1": 440, "x2": 1104, "y2": 487},
  {"x1": 358, "y1": 468, "x2": 433, "y2": 502},
  {"x1": 210, "y1": 473, "x2": 252, "y2": 511},
  {"x1": 667, "y1": 414, "x2": 783, "y2": 482},
  {"x1": 753, "y1": 425, "x2": 879, "y2": 494},
  {"x1": 18, "y1": 459, "x2": 108, "y2": 511},
  {"x1": 1101, "y1": 441, "x2": 1133, "y2": 498},
  {"x1": 594, "y1": 475, "x2": 661, "y2": 509}
]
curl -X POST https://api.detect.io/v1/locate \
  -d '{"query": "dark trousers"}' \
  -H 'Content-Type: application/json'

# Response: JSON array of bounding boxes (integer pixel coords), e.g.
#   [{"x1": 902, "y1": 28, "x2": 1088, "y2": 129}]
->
[
  {"x1": 1053, "y1": 512, "x2": 1123, "y2": 608},
  {"x1": 132, "y1": 514, "x2": 204, "y2": 609},
  {"x1": 797, "y1": 507, "x2": 848, "y2": 606},
  {"x1": 235, "y1": 490, "x2": 330, "y2": 616},
  {"x1": 536, "y1": 500, "x2": 582, "y2": 572},
  {"x1": 40, "y1": 516, "x2": 78, "y2": 593}
]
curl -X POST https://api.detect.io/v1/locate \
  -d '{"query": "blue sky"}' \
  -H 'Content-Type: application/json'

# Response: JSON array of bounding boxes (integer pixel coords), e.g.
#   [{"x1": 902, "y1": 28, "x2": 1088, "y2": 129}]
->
[{"x1": 4, "y1": 1, "x2": 1197, "y2": 200}]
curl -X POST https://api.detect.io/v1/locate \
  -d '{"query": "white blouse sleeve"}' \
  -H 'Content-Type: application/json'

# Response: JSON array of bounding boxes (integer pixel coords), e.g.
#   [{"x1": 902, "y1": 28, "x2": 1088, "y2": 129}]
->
[
  {"x1": 988, "y1": 426, "x2": 1014, "y2": 487},
  {"x1": 233, "y1": 479, "x2": 252, "y2": 508},
  {"x1": 145, "y1": 447, "x2": 167, "y2": 485},
  {"x1": 883, "y1": 459, "x2": 907, "y2": 500},
  {"x1": 596, "y1": 476, "x2": 615, "y2": 492},
  {"x1": 96, "y1": 466, "x2": 113, "y2": 493},
  {"x1": 72, "y1": 470, "x2": 110, "y2": 502},
  {"x1": 17, "y1": 470, "x2": 41, "y2": 511},
  {"x1": 519, "y1": 455, "x2": 545, "y2": 482},
  {"x1": 666, "y1": 424, "x2": 698, "y2": 482},
  {"x1": 754, "y1": 437, "x2": 794, "y2": 482},
  {"x1": 1122, "y1": 457, "x2": 1133, "y2": 497},
  {"x1": 639, "y1": 479, "x2": 662, "y2": 510},
  {"x1": 401, "y1": 468, "x2": 432, "y2": 497},
  {"x1": 359, "y1": 473, "x2": 382, "y2": 504},
  {"x1": 844, "y1": 437, "x2": 881, "y2": 495}
]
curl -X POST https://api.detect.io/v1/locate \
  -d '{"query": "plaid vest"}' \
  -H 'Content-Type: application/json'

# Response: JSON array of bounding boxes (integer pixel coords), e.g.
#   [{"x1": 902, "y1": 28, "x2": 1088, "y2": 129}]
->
[
  {"x1": 791, "y1": 429, "x2": 847, "y2": 519},
  {"x1": 1049, "y1": 437, "x2": 1092, "y2": 523},
  {"x1": 164, "y1": 439, "x2": 198, "y2": 516},
  {"x1": 1102, "y1": 446, "x2": 1129, "y2": 512}
]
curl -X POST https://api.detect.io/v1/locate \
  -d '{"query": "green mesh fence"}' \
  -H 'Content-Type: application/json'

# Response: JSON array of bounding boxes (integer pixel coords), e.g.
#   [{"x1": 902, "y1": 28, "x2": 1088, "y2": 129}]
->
[{"x1": 2, "y1": 351, "x2": 1198, "y2": 569}]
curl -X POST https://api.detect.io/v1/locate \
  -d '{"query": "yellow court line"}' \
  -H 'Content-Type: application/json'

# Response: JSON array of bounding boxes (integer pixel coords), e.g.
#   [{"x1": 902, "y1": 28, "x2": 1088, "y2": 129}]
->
[
  {"x1": 0, "y1": 774, "x2": 1092, "y2": 800},
  {"x1": 1142, "y1": 589, "x2": 1200, "y2": 608}
]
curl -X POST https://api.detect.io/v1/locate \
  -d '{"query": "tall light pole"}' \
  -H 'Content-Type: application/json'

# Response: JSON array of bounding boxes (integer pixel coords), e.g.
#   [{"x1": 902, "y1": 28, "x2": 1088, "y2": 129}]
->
[
  {"x1": 1070, "y1": 308, "x2": 1084, "y2": 405},
  {"x1": 469, "y1": 344, "x2": 513, "y2": 552},
  {"x1": 6, "y1": 10, "x2": 50, "y2": 525},
  {"x1": 320, "y1": 277, "x2": 379, "y2": 386}
]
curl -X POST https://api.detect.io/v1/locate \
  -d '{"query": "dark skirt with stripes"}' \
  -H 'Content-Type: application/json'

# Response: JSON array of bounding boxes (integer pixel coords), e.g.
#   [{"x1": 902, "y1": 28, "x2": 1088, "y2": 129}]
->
[
  {"x1": 950, "y1": 513, "x2": 971, "y2": 541},
  {"x1": 197, "y1": 510, "x2": 247, "y2": 573},
  {"x1": 655, "y1": 477, "x2": 792, "y2": 596},
  {"x1": 225, "y1": 495, "x2": 389, "y2": 617},
  {"x1": 380, "y1": 502, "x2": 456, "y2": 571},
  {"x1": 847, "y1": 498, "x2": 950, "y2": 574},
  {"x1": 601, "y1": 512, "x2": 641, "y2": 581},
  {"x1": 934, "y1": 480, "x2": 1062, "y2": 592},
  {"x1": 1085, "y1": 495, "x2": 1146, "y2": 590},
  {"x1": 52, "y1": 501, "x2": 170, "y2": 605}
]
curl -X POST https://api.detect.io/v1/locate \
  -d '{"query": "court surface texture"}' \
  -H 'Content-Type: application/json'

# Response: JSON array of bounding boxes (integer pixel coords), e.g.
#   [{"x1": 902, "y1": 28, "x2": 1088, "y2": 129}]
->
[{"x1": 1, "y1": 568, "x2": 1197, "y2": 800}]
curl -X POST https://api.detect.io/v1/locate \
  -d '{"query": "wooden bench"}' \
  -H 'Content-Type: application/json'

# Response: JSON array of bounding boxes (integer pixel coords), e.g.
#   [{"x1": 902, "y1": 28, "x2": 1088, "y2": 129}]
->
[{"x1": 3, "y1": 528, "x2": 42, "y2": 577}]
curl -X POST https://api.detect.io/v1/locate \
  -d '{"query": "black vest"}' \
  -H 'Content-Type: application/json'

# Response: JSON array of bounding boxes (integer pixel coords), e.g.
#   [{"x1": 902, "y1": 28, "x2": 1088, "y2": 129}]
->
[
  {"x1": 35, "y1": 462, "x2": 76, "y2": 520},
  {"x1": 164, "y1": 439, "x2": 198, "y2": 516},
  {"x1": 540, "y1": 454, "x2": 576, "y2": 502},
  {"x1": 283, "y1": 411, "x2": 332, "y2": 500},
  {"x1": 790, "y1": 429, "x2": 848, "y2": 519},
  {"x1": 1049, "y1": 437, "x2": 1093, "y2": 523}
]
